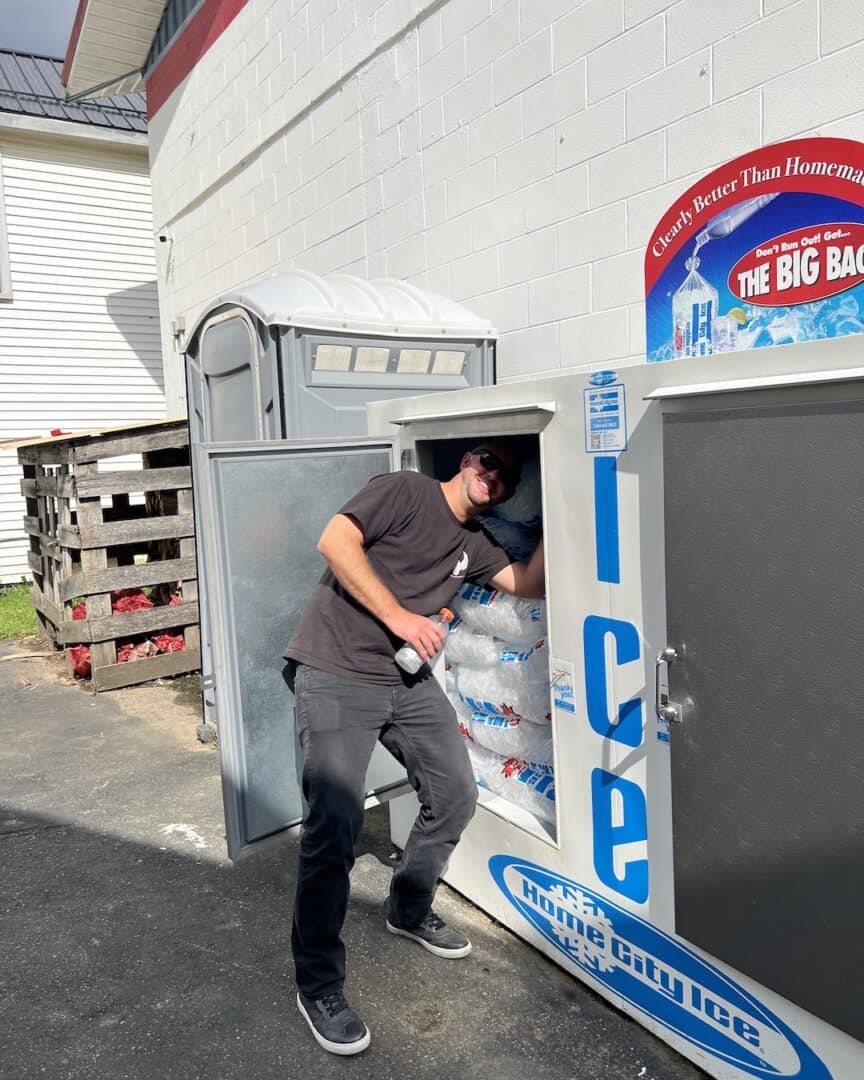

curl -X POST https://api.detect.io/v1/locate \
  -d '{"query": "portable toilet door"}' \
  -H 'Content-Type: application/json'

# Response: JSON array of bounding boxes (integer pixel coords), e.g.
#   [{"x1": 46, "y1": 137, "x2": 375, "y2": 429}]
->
[{"x1": 183, "y1": 272, "x2": 497, "y2": 860}]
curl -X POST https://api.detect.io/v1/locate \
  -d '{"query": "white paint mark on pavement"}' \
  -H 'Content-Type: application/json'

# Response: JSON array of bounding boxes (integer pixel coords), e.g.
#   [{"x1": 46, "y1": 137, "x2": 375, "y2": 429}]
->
[{"x1": 161, "y1": 823, "x2": 208, "y2": 849}]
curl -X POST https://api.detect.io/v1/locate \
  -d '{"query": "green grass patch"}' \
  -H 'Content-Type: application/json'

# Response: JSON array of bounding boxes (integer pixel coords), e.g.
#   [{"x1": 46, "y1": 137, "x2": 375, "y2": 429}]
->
[{"x1": 0, "y1": 583, "x2": 38, "y2": 640}]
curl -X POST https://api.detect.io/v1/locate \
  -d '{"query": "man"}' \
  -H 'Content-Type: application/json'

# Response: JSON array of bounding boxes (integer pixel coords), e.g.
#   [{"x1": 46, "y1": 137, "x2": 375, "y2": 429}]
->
[{"x1": 284, "y1": 440, "x2": 545, "y2": 1055}]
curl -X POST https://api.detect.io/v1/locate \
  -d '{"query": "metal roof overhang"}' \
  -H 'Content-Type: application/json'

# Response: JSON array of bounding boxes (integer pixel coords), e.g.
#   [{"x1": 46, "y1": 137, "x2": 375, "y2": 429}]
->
[
  {"x1": 186, "y1": 271, "x2": 499, "y2": 344},
  {"x1": 62, "y1": 0, "x2": 167, "y2": 100}
]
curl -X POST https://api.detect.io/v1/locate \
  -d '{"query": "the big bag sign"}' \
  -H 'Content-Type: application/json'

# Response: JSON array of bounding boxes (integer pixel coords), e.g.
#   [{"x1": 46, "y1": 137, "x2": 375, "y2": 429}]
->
[{"x1": 645, "y1": 138, "x2": 864, "y2": 363}]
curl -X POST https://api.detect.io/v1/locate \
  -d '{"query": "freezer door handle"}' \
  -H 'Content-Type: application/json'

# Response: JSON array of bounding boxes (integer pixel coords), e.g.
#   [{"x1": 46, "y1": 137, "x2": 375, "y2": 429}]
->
[{"x1": 655, "y1": 647, "x2": 683, "y2": 724}]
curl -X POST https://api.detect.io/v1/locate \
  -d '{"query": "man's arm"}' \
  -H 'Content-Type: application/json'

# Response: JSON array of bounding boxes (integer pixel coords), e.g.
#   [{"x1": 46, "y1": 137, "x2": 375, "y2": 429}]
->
[
  {"x1": 487, "y1": 537, "x2": 545, "y2": 598},
  {"x1": 317, "y1": 513, "x2": 447, "y2": 661}
]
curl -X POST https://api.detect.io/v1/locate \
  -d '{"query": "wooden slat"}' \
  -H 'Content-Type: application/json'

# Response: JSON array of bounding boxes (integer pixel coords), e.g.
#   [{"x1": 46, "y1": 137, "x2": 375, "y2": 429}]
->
[
  {"x1": 60, "y1": 557, "x2": 197, "y2": 602},
  {"x1": 20, "y1": 474, "x2": 75, "y2": 498},
  {"x1": 77, "y1": 513, "x2": 195, "y2": 549},
  {"x1": 27, "y1": 550, "x2": 42, "y2": 575},
  {"x1": 177, "y1": 488, "x2": 201, "y2": 656},
  {"x1": 58, "y1": 601, "x2": 199, "y2": 645},
  {"x1": 23, "y1": 515, "x2": 41, "y2": 537},
  {"x1": 56, "y1": 524, "x2": 82, "y2": 549},
  {"x1": 75, "y1": 466, "x2": 191, "y2": 497},
  {"x1": 92, "y1": 647, "x2": 201, "y2": 692},
  {"x1": 75, "y1": 462, "x2": 116, "y2": 671},
  {"x1": 73, "y1": 427, "x2": 188, "y2": 463},
  {"x1": 29, "y1": 585, "x2": 63, "y2": 635},
  {"x1": 17, "y1": 444, "x2": 73, "y2": 466}
]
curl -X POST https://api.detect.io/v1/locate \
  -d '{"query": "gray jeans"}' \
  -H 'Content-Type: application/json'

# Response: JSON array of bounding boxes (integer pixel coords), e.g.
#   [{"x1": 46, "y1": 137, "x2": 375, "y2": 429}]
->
[{"x1": 289, "y1": 663, "x2": 478, "y2": 998}]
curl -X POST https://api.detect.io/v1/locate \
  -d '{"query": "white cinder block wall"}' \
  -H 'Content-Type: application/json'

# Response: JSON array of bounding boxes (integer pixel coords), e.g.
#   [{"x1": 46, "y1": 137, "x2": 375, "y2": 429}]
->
[{"x1": 147, "y1": 0, "x2": 864, "y2": 411}]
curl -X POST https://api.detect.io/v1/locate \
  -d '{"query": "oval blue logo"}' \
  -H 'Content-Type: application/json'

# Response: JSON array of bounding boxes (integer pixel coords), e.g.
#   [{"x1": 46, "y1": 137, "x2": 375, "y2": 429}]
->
[
  {"x1": 589, "y1": 369, "x2": 617, "y2": 386},
  {"x1": 489, "y1": 857, "x2": 831, "y2": 1079}
]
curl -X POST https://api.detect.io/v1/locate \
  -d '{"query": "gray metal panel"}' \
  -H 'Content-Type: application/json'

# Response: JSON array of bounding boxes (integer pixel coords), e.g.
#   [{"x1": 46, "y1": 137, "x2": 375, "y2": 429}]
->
[
  {"x1": 197, "y1": 440, "x2": 406, "y2": 860},
  {"x1": 663, "y1": 399, "x2": 864, "y2": 1042},
  {"x1": 0, "y1": 50, "x2": 147, "y2": 130}
]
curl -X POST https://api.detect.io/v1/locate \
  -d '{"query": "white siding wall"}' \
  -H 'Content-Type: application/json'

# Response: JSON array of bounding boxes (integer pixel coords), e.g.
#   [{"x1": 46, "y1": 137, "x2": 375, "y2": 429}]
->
[
  {"x1": 0, "y1": 136, "x2": 165, "y2": 584},
  {"x1": 148, "y1": 0, "x2": 864, "y2": 412}
]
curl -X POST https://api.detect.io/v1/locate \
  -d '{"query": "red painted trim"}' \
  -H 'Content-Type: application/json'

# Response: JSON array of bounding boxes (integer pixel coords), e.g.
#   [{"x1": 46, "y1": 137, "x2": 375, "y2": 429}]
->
[
  {"x1": 146, "y1": 0, "x2": 252, "y2": 118},
  {"x1": 61, "y1": 0, "x2": 90, "y2": 86}
]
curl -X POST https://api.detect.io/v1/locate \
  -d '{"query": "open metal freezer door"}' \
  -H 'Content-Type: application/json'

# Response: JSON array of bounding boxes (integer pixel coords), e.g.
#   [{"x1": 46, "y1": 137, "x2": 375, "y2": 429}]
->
[
  {"x1": 195, "y1": 439, "x2": 410, "y2": 860},
  {"x1": 661, "y1": 397, "x2": 864, "y2": 1044}
]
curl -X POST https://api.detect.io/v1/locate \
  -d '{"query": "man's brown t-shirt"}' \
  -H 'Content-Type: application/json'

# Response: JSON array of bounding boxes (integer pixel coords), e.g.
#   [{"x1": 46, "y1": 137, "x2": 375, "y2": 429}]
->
[{"x1": 283, "y1": 471, "x2": 511, "y2": 683}]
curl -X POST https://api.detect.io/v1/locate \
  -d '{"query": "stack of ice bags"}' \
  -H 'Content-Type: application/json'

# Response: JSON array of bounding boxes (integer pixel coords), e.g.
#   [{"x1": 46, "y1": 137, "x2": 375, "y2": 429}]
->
[{"x1": 445, "y1": 457, "x2": 555, "y2": 826}]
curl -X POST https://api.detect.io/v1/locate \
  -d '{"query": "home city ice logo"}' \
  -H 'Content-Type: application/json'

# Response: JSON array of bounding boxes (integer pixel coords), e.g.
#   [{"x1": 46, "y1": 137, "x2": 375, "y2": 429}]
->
[{"x1": 489, "y1": 857, "x2": 831, "y2": 1079}]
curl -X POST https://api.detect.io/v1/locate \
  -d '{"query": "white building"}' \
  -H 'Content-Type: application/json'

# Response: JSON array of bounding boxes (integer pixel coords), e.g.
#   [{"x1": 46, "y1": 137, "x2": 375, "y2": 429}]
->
[
  {"x1": 63, "y1": 0, "x2": 864, "y2": 419},
  {"x1": 0, "y1": 50, "x2": 164, "y2": 584}
]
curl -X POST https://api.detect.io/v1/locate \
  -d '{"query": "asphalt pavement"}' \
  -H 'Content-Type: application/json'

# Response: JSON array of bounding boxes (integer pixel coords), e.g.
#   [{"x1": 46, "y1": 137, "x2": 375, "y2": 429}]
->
[{"x1": 0, "y1": 641, "x2": 707, "y2": 1080}]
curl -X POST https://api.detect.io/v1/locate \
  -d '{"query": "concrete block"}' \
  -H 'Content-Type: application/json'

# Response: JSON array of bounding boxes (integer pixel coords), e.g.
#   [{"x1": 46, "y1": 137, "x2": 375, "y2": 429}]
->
[
  {"x1": 628, "y1": 301, "x2": 646, "y2": 356},
  {"x1": 421, "y1": 38, "x2": 466, "y2": 105},
  {"x1": 497, "y1": 129, "x2": 555, "y2": 197},
  {"x1": 494, "y1": 29, "x2": 552, "y2": 105},
  {"x1": 383, "y1": 154, "x2": 423, "y2": 209},
  {"x1": 714, "y1": 0, "x2": 817, "y2": 102},
  {"x1": 560, "y1": 308, "x2": 630, "y2": 366},
  {"x1": 329, "y1": 116, "x2": 363, "y2": 166},
  {"x1": 426, "y1": 213, "x2": 473, "y2": 268},
  {"x1": 558, "y1": 202, "x2": 628, "y2": 268},
  {"x1": 402, "y1": 193, "x2": 425, "y2": 237},
  {"x1": 421, "y1": 99, "x2": 446, "y2": 148},
  {"x1": 304, "y1": 203, "x2": 334, "y2": 248},
  {"x1": 424, "y1": 182, "x2": 447, "y2": 228},
  {"x1": 467, "y1": 0, "x2": 519, "y2": 76},
  {"x1": 469, "y1": 97, "x2": 522, "y2": 165},
  {"x1": 400, "y1": 111, "x2": 422, "y2": 158},
  {"x1": 555, "y1": 0, "x2": 623, "y2": 70},
  {"x1": 627, "y1": 51, "x2": 711, "y2": 140},
  {"x1": 331, "y1": 187, "x2": 366, "y2": 235},
  {"x1": 667, "y1": 91, "x2": 761, "y2": 181},
  {"x1": 496, "y1": 321, "x2": 560, "y2": 378},
  {"x1": 444, "y1": 66, "x2": 495, "y2": 135},
  {"x1": 467, "y1": 282, "x2": 529, "y2": 333},
  {"x1": 589, "y1": 132, "x2": 665, "y2": 209},
  {"x1": 471, "y1": 189, "x2": 527, "y2": 250},
  {"x1": 821, "y1": 0, "x2": 864, "y2": 53},
  {"x1": 361, "y1": 124, "x2": 401, "y2": 180},
  {"x1": 387, "y1": 233, "x2": 427, "y2": 279},
  {"x1": 316, "y1": 160, "x2": 348, "y2": 208},
  {"x1": 528, "y1": 265, "x2": 591, "y2": 324},
  {"x1": 526, "y1": 164, "x2": 589, "y2": 231},
  {"x1": 556, "y1": 93, "x2": 625, "y2": 170},
  {"x1": 442, "y1": 0, "x2": 492, "y2": 48},
  {"x1": 419, "y1": 10, "x2": 442, "y2": 64},
  {"x1": 423, "y1": 128, "x2": 469, "y2": 187},
  {"x1": 817, "y1": 110, "x2": 864, "y2": 143},
  {"x1": 448, "y1": 157, "x2": 497, "y2": 219},
  {"x1": 450, "y1": 247, "x2": 500, "y2": 301},
  {"x1": 627, "y1": 175, "x2": 694, "y2": 249},
  {"x1": 364, "y1": 176, "x2": 384, "y2": 217},
  {"x1": 499, "y1": 226, "x2": 557, "y2": 287},
  {"x1": 520, "y1": 0, "x2": 578, "y2": 41},
  {"x1": 523, "y1": 59, "x2": 586, "y2": 138},
  {"x1": 624, "y1": 0, "x2": 673, "y2": 28},
  {"x1": 764, "y1": 40, "x2": 864, "y2": 141},
  {"x1": 666, "y1": 0, "x2": 759, "y2": 63},
  {"x1": 592, "y1": 248, "x2": 644, "y2": 310},
  {"x1": 587, "y1": 17, "x2": 664, "y2": 104},
  {"x1": 366, "y1": 204, "x2": 404, "y2": 254},
  {"x1": 380, "y1": 69, "x2": 419, "y2": 132}
]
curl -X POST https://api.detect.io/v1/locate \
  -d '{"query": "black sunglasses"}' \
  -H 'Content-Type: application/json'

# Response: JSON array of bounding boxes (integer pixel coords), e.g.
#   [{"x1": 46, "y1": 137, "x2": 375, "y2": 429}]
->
[{"x1": 470, "y1": 447, "x2": 521, "y2": 488}]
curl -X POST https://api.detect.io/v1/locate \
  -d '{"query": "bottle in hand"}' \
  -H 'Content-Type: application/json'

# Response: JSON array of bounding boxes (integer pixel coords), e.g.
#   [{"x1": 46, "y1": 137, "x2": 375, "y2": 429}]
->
[{"x1": 394, "y1": 608, "x2": 455, "y2": 673}]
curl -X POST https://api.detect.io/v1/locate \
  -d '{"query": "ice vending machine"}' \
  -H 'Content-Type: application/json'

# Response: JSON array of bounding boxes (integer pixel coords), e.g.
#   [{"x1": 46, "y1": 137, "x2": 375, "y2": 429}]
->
[
  {"x1": 366, "y1": 336, "x2": 863, "y2": 1080},
  {"x1": 194, "y1": 279, "x2": 863, "y2": 1075}
]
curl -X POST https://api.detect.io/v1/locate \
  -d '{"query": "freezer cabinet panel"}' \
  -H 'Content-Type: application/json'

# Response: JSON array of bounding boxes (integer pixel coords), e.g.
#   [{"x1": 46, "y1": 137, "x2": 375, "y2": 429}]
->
[
  {"x1": 198, "y1": 441, "x2": 404, "y2": 859},
  {"x1": 663, "y1": 399, "x2": 864, "y2": 1043}
]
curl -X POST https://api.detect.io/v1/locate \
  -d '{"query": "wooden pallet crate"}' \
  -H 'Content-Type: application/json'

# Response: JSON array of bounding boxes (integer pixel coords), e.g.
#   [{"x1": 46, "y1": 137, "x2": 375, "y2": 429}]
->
[{"x1": 17, "y1": 419, "x2": 201, "y2": 691}]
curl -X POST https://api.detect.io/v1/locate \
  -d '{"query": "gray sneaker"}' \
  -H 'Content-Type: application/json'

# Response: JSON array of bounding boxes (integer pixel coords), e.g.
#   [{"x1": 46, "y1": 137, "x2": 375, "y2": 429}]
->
[
  {"x1": 386, "y1": 910, "x2": 472, "y2": 958},
  {"x1": 296, "y1": 990, "x2": 371, "y2": 1055}
]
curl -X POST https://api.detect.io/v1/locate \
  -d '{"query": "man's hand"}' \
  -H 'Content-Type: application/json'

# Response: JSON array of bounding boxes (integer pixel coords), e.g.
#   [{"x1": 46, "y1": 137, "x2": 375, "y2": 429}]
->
[{"x1": 386, "y1": 610, "x2": 448, "y2": 662}]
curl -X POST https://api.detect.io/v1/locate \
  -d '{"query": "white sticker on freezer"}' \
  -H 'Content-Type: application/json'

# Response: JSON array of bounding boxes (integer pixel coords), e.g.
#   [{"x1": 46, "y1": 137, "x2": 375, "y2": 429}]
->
[
  {"x1": 551, "y1": 658, "x2": 576, "y2": 714},
  {"x1": 584, "y1": 383, "x2": 627, "y2": 453}
]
